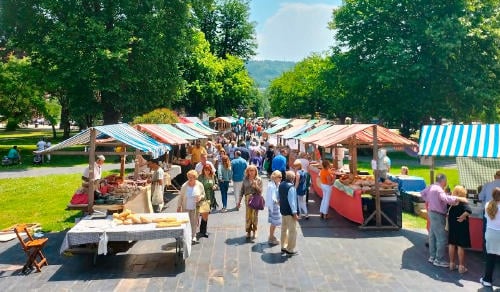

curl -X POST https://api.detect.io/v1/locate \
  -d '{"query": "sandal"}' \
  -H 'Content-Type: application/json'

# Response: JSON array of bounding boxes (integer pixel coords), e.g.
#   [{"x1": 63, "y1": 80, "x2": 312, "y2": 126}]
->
[
  {"x1": 449, "y1": 263, "x2": 457, "y2": 271},
  {"x1": 458, "y1": 265, "x2": 468, "y2": 273}
]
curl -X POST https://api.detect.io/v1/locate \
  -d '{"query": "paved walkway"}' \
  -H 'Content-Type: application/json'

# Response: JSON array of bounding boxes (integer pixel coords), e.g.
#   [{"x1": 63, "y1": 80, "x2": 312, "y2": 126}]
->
[{"x1": 0, "y1": 175, "x2": 490, "y2": 291}]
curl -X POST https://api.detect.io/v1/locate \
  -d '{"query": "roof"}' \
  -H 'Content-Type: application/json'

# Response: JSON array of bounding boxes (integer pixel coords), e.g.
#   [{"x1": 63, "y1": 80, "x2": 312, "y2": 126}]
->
[
  {"x1": 36, "y1": 124, "x2": 168, "y2": 158},
  {"x1": 279, "y1": 120, "x2": 319, "y2": 139},
  {"x1": 211, "y1": 116, "x2": 238, "y2": 124},
  {"x1": 157, "y1": 124, "x2": 198, "y2": 140},
  {"x1": 295, "y1": 123, "x2": 332, "y2": 139},
  {"x1": 418, "y1": 124, "x2": 500, "y2": 157},
  {"x1": 183, "y1": 116, "x2": 204, "y2": 124},
  {"x1": 264, "y1": 123, "x2": 289, "y2": 134},
  {"x1": 270, "y1": 118, "x2": 291, "y2": 126},
  {"x1": 299, "y1": 125, "x2": 348, "y2": 143},
  {"x1": 135, "y1": 124, "x2": 189, "y2": 145},
  {"x1": 314, "y1": 124, "x2": 418, "y2": 148},
  {"x1": 175, "y1": 123, "x2": 207, "y2": 139},
  {"x1": 194, "y1": 122, "x2": 218, "y2": 134},
  {"x1": 183, "y1": 123, "x2": 216, "y2": 136}
]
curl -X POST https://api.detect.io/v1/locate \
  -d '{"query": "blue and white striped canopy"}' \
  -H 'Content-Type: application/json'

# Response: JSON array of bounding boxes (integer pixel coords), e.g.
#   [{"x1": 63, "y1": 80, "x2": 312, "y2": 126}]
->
[
  {"x1": 418, "y1": 124, "x2": 500, "y2": 158},
  {"x1": 37, "y1": 123, "x2": 169, "y2": 158}
]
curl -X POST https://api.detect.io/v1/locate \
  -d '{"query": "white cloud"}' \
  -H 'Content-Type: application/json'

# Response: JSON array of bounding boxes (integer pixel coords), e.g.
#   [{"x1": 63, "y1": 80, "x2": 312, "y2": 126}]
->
[{"x1": 255, "y1": 3, "x2": 337, "y2": 61}]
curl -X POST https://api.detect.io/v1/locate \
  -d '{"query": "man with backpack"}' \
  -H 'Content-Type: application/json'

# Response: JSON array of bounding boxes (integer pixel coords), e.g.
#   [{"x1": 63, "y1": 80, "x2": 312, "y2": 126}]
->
[{"x1": 293, "y1": 160, "x2": 308, "y2": 219}]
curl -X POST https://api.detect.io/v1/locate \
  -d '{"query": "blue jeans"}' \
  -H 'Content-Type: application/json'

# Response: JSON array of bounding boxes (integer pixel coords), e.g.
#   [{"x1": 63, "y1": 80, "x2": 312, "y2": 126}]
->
[
  {"x1": 219, "y1": 181, "x2": 229, "y2": 208},
  {"x1": 428, "y1": 211, "x2": 448, "y2": 262}
]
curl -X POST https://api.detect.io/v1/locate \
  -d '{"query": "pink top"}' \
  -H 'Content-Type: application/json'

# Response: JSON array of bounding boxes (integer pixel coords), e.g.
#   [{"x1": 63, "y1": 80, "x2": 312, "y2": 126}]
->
[{"x1": 421, "y1": 183, "x2": 458, "y2": 215}]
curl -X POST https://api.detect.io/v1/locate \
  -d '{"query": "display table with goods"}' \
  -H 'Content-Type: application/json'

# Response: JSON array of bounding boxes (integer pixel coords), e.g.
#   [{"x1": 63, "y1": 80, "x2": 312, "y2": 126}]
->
[
  {"x1": 309, "y1": 165, "x2": 400, "y2": 226},
  {"x1": 60, "y1": 211, "x2": 191, "y2": 264},
  {"x1": 68, "y1": 174, "x2": 153, "y2": 214}
]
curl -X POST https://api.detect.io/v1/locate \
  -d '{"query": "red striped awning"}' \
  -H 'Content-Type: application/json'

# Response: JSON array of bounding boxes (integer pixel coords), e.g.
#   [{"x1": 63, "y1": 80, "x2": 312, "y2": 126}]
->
[{"x1": 135, "y1": 124, "x2": 189, "y2": 145}]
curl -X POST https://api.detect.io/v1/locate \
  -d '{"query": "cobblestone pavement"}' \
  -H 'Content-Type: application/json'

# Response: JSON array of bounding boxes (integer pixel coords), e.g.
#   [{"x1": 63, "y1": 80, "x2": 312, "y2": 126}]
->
[{"x1": 0, "y1": 178, "x2": 493, "y2": 291}]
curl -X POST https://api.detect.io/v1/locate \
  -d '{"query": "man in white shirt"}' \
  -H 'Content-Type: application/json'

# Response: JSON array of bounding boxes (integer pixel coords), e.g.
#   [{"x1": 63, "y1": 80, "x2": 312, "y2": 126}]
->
[
  {"x1": 195, "y1": 153, "x2": 216, "y2": 174},
  {"x1": 82, "y1": 155, "x2": 105, "y2": 181}
]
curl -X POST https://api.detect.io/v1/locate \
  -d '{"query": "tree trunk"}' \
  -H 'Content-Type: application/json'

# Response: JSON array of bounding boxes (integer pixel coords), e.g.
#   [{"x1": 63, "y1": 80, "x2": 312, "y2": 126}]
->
[
  {"x1": 59, "y1": 96, "x2": 71, "y2": 139},
  {"x1": 102, "y1": 91, "x2": 121, "y2": 125}
]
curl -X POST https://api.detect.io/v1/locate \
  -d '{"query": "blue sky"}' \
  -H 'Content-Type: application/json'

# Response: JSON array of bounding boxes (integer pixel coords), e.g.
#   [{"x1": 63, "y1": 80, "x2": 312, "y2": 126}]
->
[{"x1": 249, "y1": 0, "x2": 343, "y2": 61}]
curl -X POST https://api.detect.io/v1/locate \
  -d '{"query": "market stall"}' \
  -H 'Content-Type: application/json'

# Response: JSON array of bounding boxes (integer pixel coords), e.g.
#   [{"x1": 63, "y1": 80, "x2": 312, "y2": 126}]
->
[
  {"x1": 35, "y1": 123, "x2": 169, "y2": 214},
  {"x1": 60, "y1": 212, "x2": 191, "y2": 263},
  {"x1": 418, "y1": 124, "x2": 500, "y2": 251},
  {"x1": 210, "y1": 116, "x2": 238, "y2": 132},
  {"x1": 304, "y1": 124, "x2": 418, "y2": 229}
]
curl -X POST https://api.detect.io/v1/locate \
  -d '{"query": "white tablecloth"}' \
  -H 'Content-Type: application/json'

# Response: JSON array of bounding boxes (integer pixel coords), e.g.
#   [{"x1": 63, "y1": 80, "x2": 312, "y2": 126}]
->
[
  {"x1": 60, "y1": 213, "x2": 191, "y2": 259},
  {"x1": 167, "y1": 165, "x2": 182, "y2": 179}
]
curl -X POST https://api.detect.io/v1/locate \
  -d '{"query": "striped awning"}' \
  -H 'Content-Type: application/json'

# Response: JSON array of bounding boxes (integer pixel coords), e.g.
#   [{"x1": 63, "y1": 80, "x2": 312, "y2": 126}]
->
[
  {"x1": 135, "y1": 124, "x2": 189, "y2": 145},
  {"x1": 175, "y1": 123, "x2": 207, "y2": 139},
  {"x1": 264, "y1": 123, "x2": 289, "y2": 134},
  {"x1": 158, "y1": 124, "x2": 198, "y2": 140},
  {"x1": 270, "y1": 118, "x2": 291, "y2": 126},
  {"x1": 36, "y1": 123, "x2": 169, "y2": 158},
  {"x1": 280, "y1": 120, "x2": 319, "y2": 139},
  {"x1": 418, "y1": 124, "x2": 500, "y2": 157},
  {"x1": 314, "y1": 124, "x2": 417, "y2": 148},
  {"x1": 184, "y1": 123, "x2": 215, "y2": 136},
  {"x1": 295, "y1": 124, "x2": 332, "y2": 139}
]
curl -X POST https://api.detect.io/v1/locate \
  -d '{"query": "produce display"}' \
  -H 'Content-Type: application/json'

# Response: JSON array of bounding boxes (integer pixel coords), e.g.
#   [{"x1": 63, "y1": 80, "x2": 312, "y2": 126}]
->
[
  {"x1": 338, "y1": 174, "x2": 398, "y2": 193},
  {"x1": 112, "y1": 209, "x2": 189, "y2": 227}
]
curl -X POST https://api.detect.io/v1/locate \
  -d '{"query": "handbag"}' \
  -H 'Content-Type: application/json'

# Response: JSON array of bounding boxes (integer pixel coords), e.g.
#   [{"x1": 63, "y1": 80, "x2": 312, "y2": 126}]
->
[
  {"x1": 248, "y1": 193, "x2": 265, "y2": 210},
  {"x1": 444, "y1": 205, "x2": 452, "y2": 232}
]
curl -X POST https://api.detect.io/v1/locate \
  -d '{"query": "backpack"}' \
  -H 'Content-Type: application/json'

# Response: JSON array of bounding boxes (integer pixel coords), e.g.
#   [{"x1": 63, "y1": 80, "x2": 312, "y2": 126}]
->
[{"x1": 297, "y1": 170, "x2": 307, "y2": 196}]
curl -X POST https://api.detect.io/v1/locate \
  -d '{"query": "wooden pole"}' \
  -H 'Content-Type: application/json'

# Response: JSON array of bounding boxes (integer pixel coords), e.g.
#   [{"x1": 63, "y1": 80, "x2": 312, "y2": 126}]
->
[
  {"x1": 351, "y1": 136, "x2": 358, "y2": 174},
  {"x1": 134, "y1": 149, "x2": 140, "y2": 180},
  {"x1": 430, "y1": 157, "x2": 435, "y2": 184},
  {"x1": 120, "y1": 146, "x2": 126, "y2": 178},
  {"x1": 88, "y1": 128, "x2": 96, "y2": 214},
  {"x1": 373, "y1": 125, "x2": 381, "y2": 226}
]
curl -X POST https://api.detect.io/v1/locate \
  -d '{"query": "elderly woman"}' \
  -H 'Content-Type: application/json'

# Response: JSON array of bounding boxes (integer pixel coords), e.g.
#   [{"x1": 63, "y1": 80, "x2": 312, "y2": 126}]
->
[
  {"x1": 177, "y1": 170, "x2": 205, "y2": 244},
  {"x1": 266, "y1": 170, "x2": 282, "y2": 245},
  {"x1": 198, "y1": 164, "x2": 218, "y2": 238},
  {"x1": 237, "y1": 165, "x2": 263, "y2": 239}
]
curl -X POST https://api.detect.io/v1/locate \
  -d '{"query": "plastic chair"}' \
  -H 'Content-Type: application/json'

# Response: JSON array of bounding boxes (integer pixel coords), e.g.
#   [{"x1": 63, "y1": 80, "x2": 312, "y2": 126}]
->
[{"x1": 13, "y1": 225, "x2": 48, "y2": 273}]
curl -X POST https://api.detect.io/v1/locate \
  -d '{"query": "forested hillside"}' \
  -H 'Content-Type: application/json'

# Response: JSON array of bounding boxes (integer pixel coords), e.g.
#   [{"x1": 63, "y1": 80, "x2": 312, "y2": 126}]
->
[{"x1": 246, "y1": 60, "x2": 295, "y2": 89}]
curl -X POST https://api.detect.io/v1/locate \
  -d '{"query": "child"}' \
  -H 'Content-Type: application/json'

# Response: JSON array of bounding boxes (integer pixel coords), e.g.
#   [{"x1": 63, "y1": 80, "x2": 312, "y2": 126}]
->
[{"x1": 448, "y1": 185, "x2": 472, "y2": 273}]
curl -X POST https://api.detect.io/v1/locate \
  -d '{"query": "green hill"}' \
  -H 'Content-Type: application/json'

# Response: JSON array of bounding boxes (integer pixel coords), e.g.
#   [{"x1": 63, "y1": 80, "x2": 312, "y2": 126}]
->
[{"x1": 246, "y1": 60, "x2": 295, "y2": 89}]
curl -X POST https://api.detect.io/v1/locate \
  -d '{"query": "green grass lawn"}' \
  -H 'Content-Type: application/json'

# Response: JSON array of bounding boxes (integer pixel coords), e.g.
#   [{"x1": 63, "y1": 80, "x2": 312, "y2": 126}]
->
[{"x1": 0, "y1": 174, "x2": 82, "y2": 232}]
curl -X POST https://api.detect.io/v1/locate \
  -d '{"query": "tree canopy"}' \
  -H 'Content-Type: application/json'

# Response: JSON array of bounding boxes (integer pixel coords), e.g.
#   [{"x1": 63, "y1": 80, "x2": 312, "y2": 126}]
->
[
  {"x1": 2, "y1": 0, "x2": 190, "y2": 127},
  {"x1": 330, "y1": 0, "x2": 500, "y2": 134}
]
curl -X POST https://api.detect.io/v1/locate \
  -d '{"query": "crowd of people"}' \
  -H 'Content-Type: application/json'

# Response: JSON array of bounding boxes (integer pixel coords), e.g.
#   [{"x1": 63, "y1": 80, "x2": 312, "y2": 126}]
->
[
  {"x1": 420, "y1": 170, "x2": 500, "y2": 287},
  {"x1": 171, "y1": 122, "x2": 317, "y2": 256}
]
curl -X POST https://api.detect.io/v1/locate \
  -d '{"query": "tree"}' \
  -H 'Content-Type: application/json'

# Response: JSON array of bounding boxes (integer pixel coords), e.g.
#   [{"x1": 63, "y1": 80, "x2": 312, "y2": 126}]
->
[
  {"x1": 0, "y1": 55, "x2": 44, "y2": 130},
  {"x1": 330, "y1": 0, "x2": 500, "y2": 135},
  {"x1": 132, "y1": 108, "x2": 179, "y2": 124},
  {"x1": 215, "y1": 55, "x2": 256, "y2": 116},
  {"x1": 175, "y1": 30, "x2": 223, "y2": 116},
  {"x1": 268, "y1": 54, "x2": 336, "y2": 118},
  {"x1": 2, "y1": 1, "x2": 190, "y2": 126},
  {"x1": 192, "y1": 0, "x2": 257, "y2": 60}
]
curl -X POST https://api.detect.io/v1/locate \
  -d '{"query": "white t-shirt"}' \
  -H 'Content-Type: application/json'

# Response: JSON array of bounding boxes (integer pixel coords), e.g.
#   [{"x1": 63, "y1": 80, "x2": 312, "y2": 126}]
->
[
  {"x1": 195, "y1": 161, "x2": 216, "y2": 174},
  {"x1": 82, "y1": 162, "x2": 102, "y2": 179},
  {"x1": 485, "y1": 202, "x2": 500, "y2": 231},
  {"x1": 36, "y1": 140, "x2": 46, "y2": 151},
  {"x1": 185, "y1": 186, "x2": 196, "y2": 210}
]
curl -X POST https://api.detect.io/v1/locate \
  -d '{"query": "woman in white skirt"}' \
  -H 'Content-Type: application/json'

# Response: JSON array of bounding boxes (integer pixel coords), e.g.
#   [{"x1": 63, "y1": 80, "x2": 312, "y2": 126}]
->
[
  {"x1": 319, "y1": 160, "x2": 334, "y2": 219},
  {"x1": 266, "y1": 170, "x2": 282, "y2": 245},
  {"x1": 480, "y1": 187, "x2": 500, "y2": 287}
]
